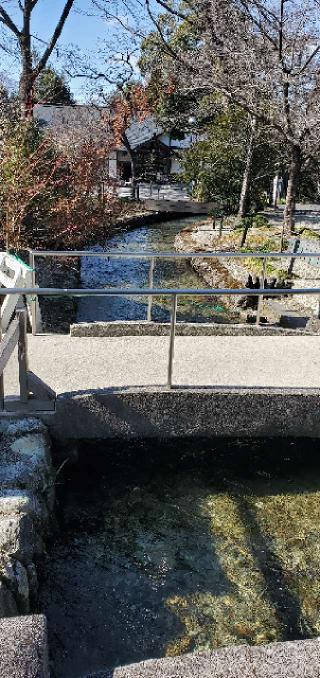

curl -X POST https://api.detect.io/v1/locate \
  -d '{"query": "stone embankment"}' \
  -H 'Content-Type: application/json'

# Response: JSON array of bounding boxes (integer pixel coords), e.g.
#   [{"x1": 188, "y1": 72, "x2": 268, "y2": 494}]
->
[
  {"x1": 0, "y1": 417, "x2": 54, "y2": 618},
  {"x1": 175, "y1": 221, "x2": 320, "y2": 320},
  {"x1": 175, "y1": 223, "x2": 252, "y2": 314}
]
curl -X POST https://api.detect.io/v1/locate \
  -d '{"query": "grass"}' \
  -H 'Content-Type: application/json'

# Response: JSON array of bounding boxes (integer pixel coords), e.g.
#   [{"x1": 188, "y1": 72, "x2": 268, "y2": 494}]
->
[
  {"x1": 204, "y1": 223, "x2": 291, "y2": 281},
  {"x1": 296, "y1": 228, "x2": 320, "y2": 241}
]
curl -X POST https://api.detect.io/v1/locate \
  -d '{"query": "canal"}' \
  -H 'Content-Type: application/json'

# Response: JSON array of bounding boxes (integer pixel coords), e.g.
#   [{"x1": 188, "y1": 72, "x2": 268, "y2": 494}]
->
[
  {"x1": 40, "y1": 438, "x2": 320, "y2": 678},
  {"x1": 77, "y1": 216, "x2": 235, "y2": 324}
]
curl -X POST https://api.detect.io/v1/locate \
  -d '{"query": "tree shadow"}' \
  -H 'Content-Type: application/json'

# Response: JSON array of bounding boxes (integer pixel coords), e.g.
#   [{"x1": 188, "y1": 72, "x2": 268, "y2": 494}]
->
[
  {"x1": 233, "y1": 494, "x2": 309, "y2": 641},
  {"x1": 42, "y1": 436, "x2": 320, "y2": 677}
]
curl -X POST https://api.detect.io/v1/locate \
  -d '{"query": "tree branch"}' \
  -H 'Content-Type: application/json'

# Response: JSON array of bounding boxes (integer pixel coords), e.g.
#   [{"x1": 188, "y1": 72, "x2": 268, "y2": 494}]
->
[
  {"x1": 0, "y1": 6, "x2": 20, "y2": 37},
  {"x1": 154, "y1": 0, "x2": 193, "y2": 26},
  {"x1": 34, "y1": 0, "x2": 75, "y2": 77}
]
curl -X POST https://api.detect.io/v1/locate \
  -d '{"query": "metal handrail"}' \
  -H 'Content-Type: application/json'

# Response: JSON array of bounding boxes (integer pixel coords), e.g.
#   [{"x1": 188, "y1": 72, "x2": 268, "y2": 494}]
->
[
  {"x1": 0, "y1": 286, "x2": 320, "y2": 297},
  {"x1": 28, "y1": 248, "x2": 320, "y2": 329},
  {"x1": 24, "y1": 245, "x2": 320, "y2": 387},
  {"x1": 0, "y1": 285, "x2": 319, "y2": 388},
  {"x1": 29, "y1": 249, "x2": 320, "y2": 259}
]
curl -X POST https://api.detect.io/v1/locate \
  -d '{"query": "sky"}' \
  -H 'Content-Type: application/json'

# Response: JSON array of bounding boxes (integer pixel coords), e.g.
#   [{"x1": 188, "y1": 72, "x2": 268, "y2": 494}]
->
[{"x1": 0, "y1": 0, "x2": 143, "y2": 101}]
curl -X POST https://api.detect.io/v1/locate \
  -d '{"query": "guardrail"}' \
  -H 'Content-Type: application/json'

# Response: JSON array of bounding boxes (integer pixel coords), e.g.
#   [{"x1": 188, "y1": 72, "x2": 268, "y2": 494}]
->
[
  {"x1": 28, "y1": 249, "x2": 320, "y2": 335},
  {"x1": 0, "y1": 285, "x2": 320, "y2": 392}
]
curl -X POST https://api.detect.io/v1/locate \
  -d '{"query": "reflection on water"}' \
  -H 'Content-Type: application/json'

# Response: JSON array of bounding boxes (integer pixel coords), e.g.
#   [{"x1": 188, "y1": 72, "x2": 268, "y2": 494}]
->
[
  {"x1": 41, "y1": 439, "x2": 320, "y2": 677},
  {"x1": 77, "y1": 217, "x2": 234, "y2": 323}
]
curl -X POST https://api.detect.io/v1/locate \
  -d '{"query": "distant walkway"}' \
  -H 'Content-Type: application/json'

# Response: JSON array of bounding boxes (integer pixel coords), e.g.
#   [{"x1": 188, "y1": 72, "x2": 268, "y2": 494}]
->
[
  {"x1": 118, "y1": 182, "x2": 191, "y2": 201},
  {"x1": 4, "y1": 334, "x2": 320, "y2": 396}
]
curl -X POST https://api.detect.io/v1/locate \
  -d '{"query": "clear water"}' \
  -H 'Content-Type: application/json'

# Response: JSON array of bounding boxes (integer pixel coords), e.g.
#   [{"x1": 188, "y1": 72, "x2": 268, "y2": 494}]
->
[
  {"x1": 40, "y1": 439, "x2": 320, "y2": 678},
  {"x1": 77, "y1": 217, "x2": 232, "y2": 324}
]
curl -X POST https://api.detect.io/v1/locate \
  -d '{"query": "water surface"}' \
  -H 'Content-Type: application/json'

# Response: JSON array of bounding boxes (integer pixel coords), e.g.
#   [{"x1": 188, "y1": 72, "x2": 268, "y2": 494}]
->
[
  {"x1": 77, "y1": 217, "x2": 234, "y2": 323},
  {"x1": 40, "y1": 439, "x2": 320, "y2": 677}
]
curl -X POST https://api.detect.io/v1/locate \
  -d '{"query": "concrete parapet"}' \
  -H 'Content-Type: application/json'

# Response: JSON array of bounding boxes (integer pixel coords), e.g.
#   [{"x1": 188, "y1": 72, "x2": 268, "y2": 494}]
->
[
  {"x1": 111, "y1": 638, "x2": 320, "y2": 677},
  {"x1": 42, "y1": 387, "x2": 320, "y2": 440},
  {"x1": 70, "y1": 320, "x2": 317, "y2": 338}
]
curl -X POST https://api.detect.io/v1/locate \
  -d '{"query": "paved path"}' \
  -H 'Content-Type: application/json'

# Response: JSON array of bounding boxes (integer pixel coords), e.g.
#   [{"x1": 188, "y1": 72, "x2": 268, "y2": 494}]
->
[{"x1": 4, "y1": 334, "x2": 320, "y2": 397}]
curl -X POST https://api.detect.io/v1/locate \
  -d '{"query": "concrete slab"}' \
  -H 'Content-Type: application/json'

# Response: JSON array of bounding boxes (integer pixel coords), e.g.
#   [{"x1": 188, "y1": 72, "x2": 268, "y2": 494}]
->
[
  {"x1": 4, "y1": 334, "x2": 320, "y2": 394},
  {"x1": 0, "y1": 614, "x2": 50, "y2": 677},
  {"x1": 112, "y1": 639, "x2": 320, "y2": 677},
  {"x1": 4, "y1": 335, "x2": 320, "y2": 439}
]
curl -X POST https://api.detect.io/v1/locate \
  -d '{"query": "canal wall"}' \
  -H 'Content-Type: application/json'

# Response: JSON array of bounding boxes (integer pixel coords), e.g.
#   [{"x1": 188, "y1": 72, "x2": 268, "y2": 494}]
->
[
  {"x1": 0, "y1": 615, "x2": 50, "y2": 677},
  {"x1": 42, "y1": 387, "x2": 320, "y2": 441},
  {"x1": 0, "y1": 418, "x2": 53, "y2": 676},
  {"x1": 0, "y1": 418, "x2": 54, "y2": 617}
]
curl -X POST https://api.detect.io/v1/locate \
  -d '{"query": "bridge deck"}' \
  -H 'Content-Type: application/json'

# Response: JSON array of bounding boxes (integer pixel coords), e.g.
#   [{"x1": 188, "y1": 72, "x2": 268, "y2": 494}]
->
[{"x1": 3, "y1": 334, "x2": 320, "y2": 396}]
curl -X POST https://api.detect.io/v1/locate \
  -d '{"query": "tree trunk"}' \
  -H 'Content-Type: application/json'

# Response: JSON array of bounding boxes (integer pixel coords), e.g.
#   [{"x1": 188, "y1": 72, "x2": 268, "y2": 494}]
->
[
  {"x1": 238, "y1": 115, "x2": 257, "y2": 218},
  {"x1": 18, "y1": 6, "x2": 34, "y2": 118},
  {"x1": 271, "y1": 173, "x2": 280, "y2": 208},
  {"x1": 240, "y1": 218, "x2": 251, "y2": 248},
  {"x1": 122, "y1": 133, "x2": 138, "y2": 199},
  {"x1": 283, "y1": 144, "x2": 302, "y2": 234},
  {"x1": 19, "y1": 69, "x2": 35, "y2": 117}
]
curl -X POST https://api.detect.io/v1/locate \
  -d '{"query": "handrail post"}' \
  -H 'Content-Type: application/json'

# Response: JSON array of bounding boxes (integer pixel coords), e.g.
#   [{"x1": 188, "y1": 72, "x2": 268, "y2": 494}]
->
[
  {"x1": 17, "y1": 308, "x2": 29, "y2": 403},
  {"x1": 29, "y1": 250, "x2": 37, "y2": 336},
  {"x1": 167, "y1": 294, "x2": 177, "y2": 388},
  {"x1": 147, "y1": 257, "x2": 155, "y2": 322},
  {"x1": 256, "y1": 256, "x2": 267, "y2": 325}
]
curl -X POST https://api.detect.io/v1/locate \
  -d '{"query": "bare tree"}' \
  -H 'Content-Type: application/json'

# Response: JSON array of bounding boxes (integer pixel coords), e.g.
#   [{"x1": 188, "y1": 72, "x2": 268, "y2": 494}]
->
[
  {"x1": 128, "y1": 0, "x2": 320, "y2": 233},
  {"x1": 67, "y1": 27, "x2": 150, "y2": 198},
  {"x1": 238, "y1": 115, "x2": 257, "y2": 218},
  {"x1": 0, "y1": 0, "x2": 75, "y2": 114}
]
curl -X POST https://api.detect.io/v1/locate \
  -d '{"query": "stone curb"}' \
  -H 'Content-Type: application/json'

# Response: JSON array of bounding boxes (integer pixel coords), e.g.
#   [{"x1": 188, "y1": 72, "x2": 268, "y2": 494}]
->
[
  {"x1": 112, "y1": 638, "x2": 320, "y2": 677},
  {"x1": 70, "y1": 320, "x2": 318, "y2": 338}
]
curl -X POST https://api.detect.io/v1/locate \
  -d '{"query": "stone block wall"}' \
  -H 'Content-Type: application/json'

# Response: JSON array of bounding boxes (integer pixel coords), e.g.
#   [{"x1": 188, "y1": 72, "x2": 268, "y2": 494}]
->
[{"x1": 0, "y1": 418, "x2": 54, "y2": 617}]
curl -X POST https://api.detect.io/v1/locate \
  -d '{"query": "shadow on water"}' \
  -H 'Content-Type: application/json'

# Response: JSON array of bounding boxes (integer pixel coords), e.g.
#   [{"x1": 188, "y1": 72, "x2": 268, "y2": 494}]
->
[{"x1": 40, "y1": 438, "x2": 320, "y2": 677}]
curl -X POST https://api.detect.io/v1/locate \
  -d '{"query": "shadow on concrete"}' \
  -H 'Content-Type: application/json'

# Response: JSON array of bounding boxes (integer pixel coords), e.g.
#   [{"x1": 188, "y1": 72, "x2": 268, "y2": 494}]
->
[{"x1": 45, "y1": 383, "x2": 320, "y2": 443}]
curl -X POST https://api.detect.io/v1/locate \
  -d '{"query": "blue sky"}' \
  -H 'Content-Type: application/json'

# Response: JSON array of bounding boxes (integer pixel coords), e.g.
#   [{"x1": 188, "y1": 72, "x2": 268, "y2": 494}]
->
[{"x1": 0, "y1": 0, "x2": 140, "y2": 101}]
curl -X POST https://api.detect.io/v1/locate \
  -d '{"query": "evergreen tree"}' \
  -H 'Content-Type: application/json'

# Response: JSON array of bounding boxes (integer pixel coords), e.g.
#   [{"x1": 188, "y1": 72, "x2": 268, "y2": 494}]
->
[{"x1": 34, "y1": 68, "x2": 74, "y2": 106}]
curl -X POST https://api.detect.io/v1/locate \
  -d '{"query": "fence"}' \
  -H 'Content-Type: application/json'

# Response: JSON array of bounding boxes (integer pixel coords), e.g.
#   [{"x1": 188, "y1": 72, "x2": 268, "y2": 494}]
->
[
  {"x1": 0, "y1": 285, "x2": 319, "y2": 404},
  {"x1": 0, "y1": 305, "x2": 55, "y2": 412},
  {"x1": 28, "y1": 248, "x2": 320, "y2": 335}
]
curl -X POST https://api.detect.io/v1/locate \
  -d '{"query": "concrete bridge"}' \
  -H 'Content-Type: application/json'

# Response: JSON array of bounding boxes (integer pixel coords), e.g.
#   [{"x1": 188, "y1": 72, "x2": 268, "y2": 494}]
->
[
  {"x1": 1, "y1": 249, "x2": 320, "y2": 441},
  {"x1": 3, "y1": 329, "x2": 320, "y2": 440}
]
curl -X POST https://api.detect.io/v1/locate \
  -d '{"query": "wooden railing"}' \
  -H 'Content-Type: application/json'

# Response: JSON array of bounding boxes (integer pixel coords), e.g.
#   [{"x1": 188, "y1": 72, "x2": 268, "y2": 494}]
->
[{"x1": 0, "y1": 307, "x2": 55, "y2": 412}]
